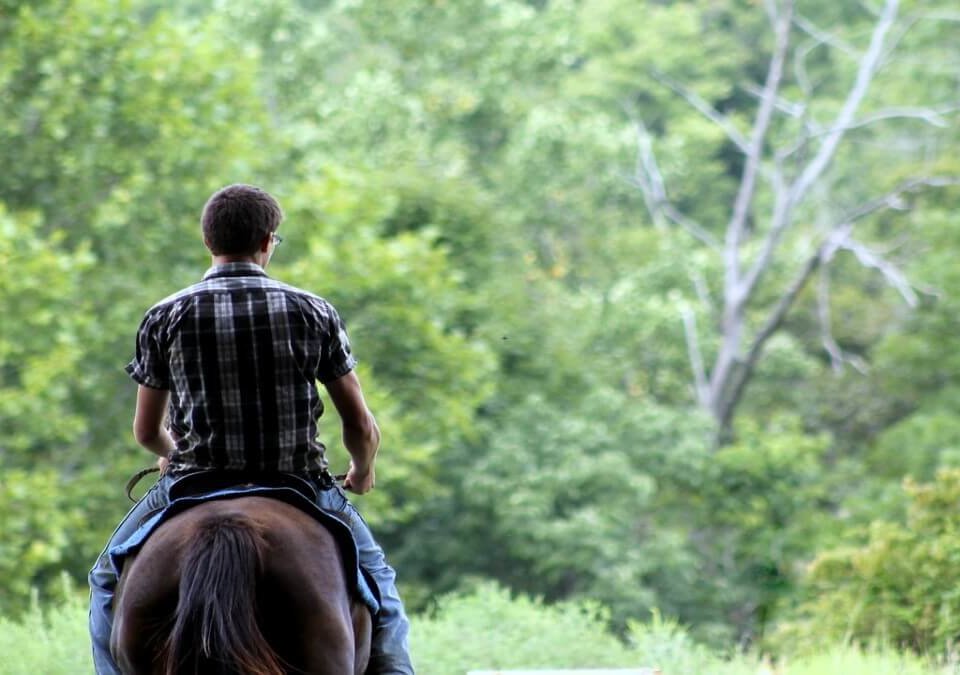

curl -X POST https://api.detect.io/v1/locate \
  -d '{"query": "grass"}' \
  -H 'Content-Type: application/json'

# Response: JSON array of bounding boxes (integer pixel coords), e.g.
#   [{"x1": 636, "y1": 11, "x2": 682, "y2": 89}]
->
[
  {"x1": 0, "y1": 583, "x2": 957, "y2": 674},
  {"x1": 0, "y1": 590, "x2": 92, "y2": 675}
]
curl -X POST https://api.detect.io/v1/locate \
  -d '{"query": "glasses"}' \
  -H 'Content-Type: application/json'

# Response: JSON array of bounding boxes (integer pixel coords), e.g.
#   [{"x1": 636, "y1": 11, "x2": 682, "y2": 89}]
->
[{"x1": 271, "y1": 233, "x2": 284, "y2": 246}]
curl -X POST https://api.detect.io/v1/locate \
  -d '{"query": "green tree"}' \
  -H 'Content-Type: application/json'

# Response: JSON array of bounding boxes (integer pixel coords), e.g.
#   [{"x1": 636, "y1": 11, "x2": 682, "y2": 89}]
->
[
  {"x1": 780, "y1": 469, "x2": 960, "y2": 654},
  {"x1": 0, "y1": 207, "x2": 94, "y2": 464}
]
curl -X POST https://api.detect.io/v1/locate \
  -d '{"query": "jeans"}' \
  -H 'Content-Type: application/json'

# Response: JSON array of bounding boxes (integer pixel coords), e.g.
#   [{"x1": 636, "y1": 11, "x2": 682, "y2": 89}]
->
[{"x1": 88, "y1": 473, "x2": 413, "y2": 674}]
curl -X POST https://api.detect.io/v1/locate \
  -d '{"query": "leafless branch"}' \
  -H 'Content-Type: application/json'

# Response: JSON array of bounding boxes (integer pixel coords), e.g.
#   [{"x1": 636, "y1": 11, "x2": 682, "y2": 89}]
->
[
  {"x1": 880, "y1": 9, "x2": 960, "y2": 68},
  {"x1": 681, "y1": 305, "x2": 710, "y2": 408},
  {"x1": 663, "y1": 204, "x2": 721, "y2": 250},
  {"x1": 817, "y1": 268, "x2": 846, "y2": 373},
  {"x1": 707, "y1": 1, "x2": 795, "y2": 422},
  {"x1": 915, "y1": 11, "x2": 960, "y2": 22},
  {"x1": 776, "y1": 127, "x2": 815, "y2": 163},
  {"x1": 726, "y1": 0, "x2": 794, "y2": 302},
  {"x1": 761, "y1": 0, "x2": 777, "y2": 23},
  {"x1": 793, "y1": 15, "x2": 857, "y2": 58},
  {"x1": 747, "y1": 1, "x2": 900, "y2": 307},
  {"x1": 810, "y1": 177, "x2": 959, "y2": 312},
  {"x1": 842, "y1": 176, "x2": 960, "y2": 224},
  {"x1": 650, "y1": 70, "x2": 749, "y2": 153},
  {"x1": 879, "y1": 14, "x2": 920, "y2": 64},
  {"x1": 840, "y1": 238, "x2": 918, "y2": 307},
  {"x1": 629, "y1": 117, "x2": 668, "y2": 229},
  {"x1": 791, "y1": 11, "x2": 861, "y2": 101},
  {"x1": 741, "y1": 82, "x2": 808, "y2": 119},
  {"x1": 849, "y1": 105, "x2": 959, "y2": 129},
  {"x1": 691, "y1": 269, "x2": 715, "y2": 310},
  {"x1": 720, "y1": 241, "x2": 823, "y2": 429},
  {"x1": 774, "y1": 106, "x2": 956, "y2": 161},
  {"x1": 793, "y1": 40, "x2": 816, "y2": 97},
  {"x1": 626, "y1": 174, "x2": 720, "y2": 249},
  {"x1": 740, "y1": 192, "x2": 794, "y2": 308},
  {"x1": 627, "y1": 115, "x2": 721, "y2": 249},
  {"x1": 789, "y1": 0, "x2": 900, "y2": 204},
  {"x1": 716, "y1": 225, "x2": 853, "y2": 430}
]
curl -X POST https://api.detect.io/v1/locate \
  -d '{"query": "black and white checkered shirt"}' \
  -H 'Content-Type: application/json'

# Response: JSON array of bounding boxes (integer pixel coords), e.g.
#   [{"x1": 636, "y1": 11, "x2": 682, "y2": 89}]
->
[{"x1": 126, "y1": 262, "x2": 357, "y2": 475}]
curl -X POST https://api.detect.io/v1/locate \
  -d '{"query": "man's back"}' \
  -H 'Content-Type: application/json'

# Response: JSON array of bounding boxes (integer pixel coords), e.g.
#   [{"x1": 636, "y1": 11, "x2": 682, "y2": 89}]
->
[{"x1": 126, "y1": 261, "x2": 356, "y2": 474}]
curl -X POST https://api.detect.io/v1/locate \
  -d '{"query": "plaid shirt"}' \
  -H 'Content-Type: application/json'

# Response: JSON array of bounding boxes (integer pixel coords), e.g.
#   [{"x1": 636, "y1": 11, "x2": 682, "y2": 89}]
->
[{"x1": 125, "y1": 262, "x2": 357, "y2": 475}]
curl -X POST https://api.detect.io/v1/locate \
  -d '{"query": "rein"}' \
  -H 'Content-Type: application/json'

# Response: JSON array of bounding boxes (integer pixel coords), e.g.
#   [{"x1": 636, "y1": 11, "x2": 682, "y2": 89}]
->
[{"x1": 125, "y1": 466, "x2": 161, "y2": 502}]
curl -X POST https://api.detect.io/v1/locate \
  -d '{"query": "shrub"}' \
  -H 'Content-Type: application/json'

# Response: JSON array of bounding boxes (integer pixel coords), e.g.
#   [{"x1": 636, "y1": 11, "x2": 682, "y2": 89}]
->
[
  {"x1": 0, "y1": 579, "x2": 90, "y2": 675},
  {"x1": 412, "y1": 583, "x2": 664, "y2": 673},
  {"x1": 777, "y1": 468, "x2": 960, "y2": 655}
]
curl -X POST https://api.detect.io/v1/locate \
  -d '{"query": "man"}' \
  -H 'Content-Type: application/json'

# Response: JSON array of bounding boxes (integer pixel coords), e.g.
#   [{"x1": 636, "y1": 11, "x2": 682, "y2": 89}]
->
[{"x1": 88, "y1": 184, "x2": 413, "y2": 674}]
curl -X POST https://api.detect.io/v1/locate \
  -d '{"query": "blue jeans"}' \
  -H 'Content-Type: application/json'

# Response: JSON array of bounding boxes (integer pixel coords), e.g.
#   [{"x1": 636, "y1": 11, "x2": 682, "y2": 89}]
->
[{"x1": 88, "y1": 473, "x2": 413, "y2": 674}]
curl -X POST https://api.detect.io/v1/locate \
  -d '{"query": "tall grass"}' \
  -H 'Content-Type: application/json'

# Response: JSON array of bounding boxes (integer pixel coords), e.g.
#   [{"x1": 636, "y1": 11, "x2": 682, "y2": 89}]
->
[
  {"x1": 0, "y1": 582, "x2": 956, "y2": 674},
  {"x1": 0, "y1": 588, "x2": 91, "y2": 675},
  {"x1": 411, "y1": 585, "x2": 956, "y2": 675}
]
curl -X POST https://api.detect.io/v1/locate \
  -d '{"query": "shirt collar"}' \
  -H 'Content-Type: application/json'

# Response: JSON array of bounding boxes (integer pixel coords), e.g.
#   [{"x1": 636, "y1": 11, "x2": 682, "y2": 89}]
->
[{"x1": 202, "y1": 261, "x2": 269, "y2": 280}]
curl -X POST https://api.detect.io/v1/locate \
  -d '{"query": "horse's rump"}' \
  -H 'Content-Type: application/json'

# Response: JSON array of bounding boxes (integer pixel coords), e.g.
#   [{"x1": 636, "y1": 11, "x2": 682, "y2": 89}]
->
[{"x1": 111, "y1": 496, "x2": 371, "y2": 675}]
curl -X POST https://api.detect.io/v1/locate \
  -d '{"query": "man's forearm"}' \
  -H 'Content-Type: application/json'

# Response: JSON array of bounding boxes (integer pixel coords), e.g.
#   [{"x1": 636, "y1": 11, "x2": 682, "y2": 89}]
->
[
  {"x1": 136, "y1": 427, "x2": 176, "y2": 459},
  {"x1": 342, "y1": 415, "x2": 380, "y2": 471},
  {"x1": 133, "y1": 385, "x2": 174, "y2": 459}
]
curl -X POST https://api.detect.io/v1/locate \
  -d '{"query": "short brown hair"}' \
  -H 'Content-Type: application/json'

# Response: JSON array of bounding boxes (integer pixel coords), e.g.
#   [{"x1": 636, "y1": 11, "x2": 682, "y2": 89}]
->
[{"x1": 201, "y1": 184, "x2": 284, "y2": 255}]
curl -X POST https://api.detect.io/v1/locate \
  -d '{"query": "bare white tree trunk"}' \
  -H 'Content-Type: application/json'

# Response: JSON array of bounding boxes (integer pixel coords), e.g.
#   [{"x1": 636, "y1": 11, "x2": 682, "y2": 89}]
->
[{"x1": 631, "y1": 0, "x2": 958, "y2": 441}]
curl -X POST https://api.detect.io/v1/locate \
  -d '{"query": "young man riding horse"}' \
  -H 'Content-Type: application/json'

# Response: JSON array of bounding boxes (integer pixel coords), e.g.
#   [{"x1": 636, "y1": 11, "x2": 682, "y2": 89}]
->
[{"x1": 88, "y1": 184, "x2": 414, "y2": 674}]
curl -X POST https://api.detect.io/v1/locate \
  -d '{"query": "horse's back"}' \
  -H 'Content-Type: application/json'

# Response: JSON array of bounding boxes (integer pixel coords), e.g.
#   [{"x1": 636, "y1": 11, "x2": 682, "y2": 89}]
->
[{"x1": 112, "y1": 496, "x2": 371, "y2": 675}]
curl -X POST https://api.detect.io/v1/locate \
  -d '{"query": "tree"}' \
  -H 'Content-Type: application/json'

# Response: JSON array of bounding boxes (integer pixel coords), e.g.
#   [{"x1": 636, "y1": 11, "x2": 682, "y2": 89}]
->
[
  {"x1": 628, "y1": 0, "x2": 959, "y2": 440},
  {"x1": 779, "y1": 468, "x2": 960, "y2": 654}
]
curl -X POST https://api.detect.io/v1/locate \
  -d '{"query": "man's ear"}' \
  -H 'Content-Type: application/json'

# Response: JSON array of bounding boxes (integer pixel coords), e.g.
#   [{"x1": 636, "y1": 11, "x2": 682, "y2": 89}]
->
[{"x1": 259, "y1": 233, "x2": 272, "y2": 253}]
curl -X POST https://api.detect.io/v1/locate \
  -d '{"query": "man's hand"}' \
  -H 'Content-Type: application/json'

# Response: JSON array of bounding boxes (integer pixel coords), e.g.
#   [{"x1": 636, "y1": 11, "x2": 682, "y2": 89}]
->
[
  {"x1": 343, "y1": 460, "x2": 375, "y2": 494},
  {"x1": 157, "y1": 456, "x2": 170, "y2": 475}
]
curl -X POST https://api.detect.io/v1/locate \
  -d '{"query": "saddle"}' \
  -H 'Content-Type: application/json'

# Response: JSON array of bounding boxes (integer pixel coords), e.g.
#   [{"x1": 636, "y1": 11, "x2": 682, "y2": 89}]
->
[
  {"x1": 167, "y1": 469, "x2": 322, "y2": 502},
  {"x1": 110, "y1": 469, "x2": 381, "y2": 615}
]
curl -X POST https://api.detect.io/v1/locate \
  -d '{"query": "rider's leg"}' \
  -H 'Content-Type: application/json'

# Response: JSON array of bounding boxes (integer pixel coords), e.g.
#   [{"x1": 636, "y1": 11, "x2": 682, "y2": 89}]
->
[
  {"x1": 316, "y1": 485, "x2": 414, "y2": 675},
  {"x1": 88, "y1": 475, "x2": 174, "y2": 675}
]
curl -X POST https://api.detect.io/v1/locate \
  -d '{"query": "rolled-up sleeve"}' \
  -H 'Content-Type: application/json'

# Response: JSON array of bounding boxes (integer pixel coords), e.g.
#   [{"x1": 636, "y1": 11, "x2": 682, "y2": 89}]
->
[
  {"x1": 316, "y1": 302, "x2": 357, "y2": 383},
  {"x1": 125, "y1": 309, "x2": 170, "y2": 390}
]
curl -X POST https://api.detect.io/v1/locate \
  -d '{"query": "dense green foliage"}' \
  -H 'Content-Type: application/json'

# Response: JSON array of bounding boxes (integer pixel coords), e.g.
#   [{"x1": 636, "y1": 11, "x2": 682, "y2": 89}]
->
[
  {"x1": 2, "y1": 0, "x2": 959, "y2": 660},
  {"x1": 781, "y1": 469, "x2": 960, "y2": 655}
]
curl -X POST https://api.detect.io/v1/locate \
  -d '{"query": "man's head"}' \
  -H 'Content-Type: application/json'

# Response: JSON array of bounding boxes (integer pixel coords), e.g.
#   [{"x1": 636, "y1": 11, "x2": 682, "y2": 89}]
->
[{"x1": 201, "y1": 184, "x2": 284, "y2": 256}]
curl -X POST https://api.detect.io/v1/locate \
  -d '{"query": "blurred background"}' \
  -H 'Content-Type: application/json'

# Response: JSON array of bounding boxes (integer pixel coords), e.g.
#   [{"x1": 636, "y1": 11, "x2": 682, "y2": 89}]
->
[{"x1": 1, "y1": 0, "x2": 959, "y2": 672}]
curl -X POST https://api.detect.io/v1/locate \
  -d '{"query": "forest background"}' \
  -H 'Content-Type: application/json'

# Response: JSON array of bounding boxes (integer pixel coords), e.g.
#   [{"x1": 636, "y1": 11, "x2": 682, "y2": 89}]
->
[{"x1": 2, "y1": 0, "x2": 960, "y2": 670}]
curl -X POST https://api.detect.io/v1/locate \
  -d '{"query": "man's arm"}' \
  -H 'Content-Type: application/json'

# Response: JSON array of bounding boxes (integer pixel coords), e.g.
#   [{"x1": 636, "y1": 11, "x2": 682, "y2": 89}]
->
[
  {"x1": 133, "y1": 384, "x2": 175, "y2": 467},
  {"x1": 324, "y1": 370, "x2": 380, "y2": 494}
]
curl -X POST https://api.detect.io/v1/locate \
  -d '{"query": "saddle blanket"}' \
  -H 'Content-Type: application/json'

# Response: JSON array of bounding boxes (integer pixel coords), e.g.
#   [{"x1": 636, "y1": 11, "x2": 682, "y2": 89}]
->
[{"x1": 109, "y1": 483, "x2": 380, "y2": 615}]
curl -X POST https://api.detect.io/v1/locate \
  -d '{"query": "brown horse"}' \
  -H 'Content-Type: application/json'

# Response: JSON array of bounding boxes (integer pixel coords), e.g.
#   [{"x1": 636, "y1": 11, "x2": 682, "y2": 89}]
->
[{"x1": 111, "y1": 496, "x2": 372, "y2": 675}]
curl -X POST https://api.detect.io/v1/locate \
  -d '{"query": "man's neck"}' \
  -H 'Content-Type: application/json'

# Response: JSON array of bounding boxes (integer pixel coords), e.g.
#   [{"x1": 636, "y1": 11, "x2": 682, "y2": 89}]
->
[{"x1": 211, "y1": 254, "x2": 263, "y2": 267}]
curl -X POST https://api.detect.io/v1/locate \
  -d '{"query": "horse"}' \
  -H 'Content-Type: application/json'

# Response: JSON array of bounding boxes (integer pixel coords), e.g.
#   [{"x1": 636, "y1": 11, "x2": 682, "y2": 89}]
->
[{"x1": 110, "y1": 495, "x2": 372, "y2": 675}]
